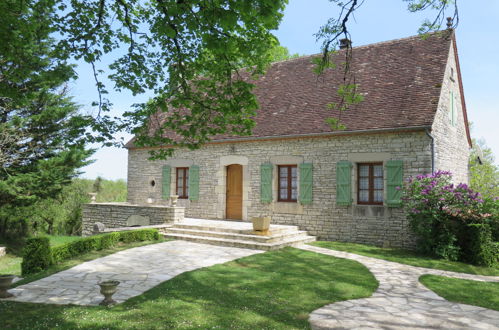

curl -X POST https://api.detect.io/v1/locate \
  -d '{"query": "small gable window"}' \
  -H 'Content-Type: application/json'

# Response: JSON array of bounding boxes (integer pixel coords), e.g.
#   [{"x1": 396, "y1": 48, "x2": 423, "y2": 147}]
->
[
  {"x1": 278, "y1": 165, "x2": 297, "y2": 202},
  {"x1": 357, "y1": 163, "x2": 383, "y2": 205},
  {"x1": 449, "y1": 91, "x2": 458, "y2": 126},
  {"x1": 176, "y1": 167, "x2": 189, "y2": 199}
]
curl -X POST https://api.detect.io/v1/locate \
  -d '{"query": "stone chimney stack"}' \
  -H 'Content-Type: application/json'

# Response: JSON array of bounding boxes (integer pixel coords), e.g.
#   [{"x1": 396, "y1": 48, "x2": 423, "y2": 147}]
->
[{"x1": 339, "y1": 38, "x2": 351, "y2": 49}]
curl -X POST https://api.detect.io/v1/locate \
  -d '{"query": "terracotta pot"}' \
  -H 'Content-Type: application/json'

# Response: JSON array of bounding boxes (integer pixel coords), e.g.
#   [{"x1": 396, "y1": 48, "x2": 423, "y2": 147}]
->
[
  {"x1": 252, "y1": 216, "x2": 271, "y2": 232},
  {"x1": 98, "y1": 280, "x2": 120, "y2": 306},
  {"x1": 0, "y1": 274, "x2": 15, "y2": 298}
]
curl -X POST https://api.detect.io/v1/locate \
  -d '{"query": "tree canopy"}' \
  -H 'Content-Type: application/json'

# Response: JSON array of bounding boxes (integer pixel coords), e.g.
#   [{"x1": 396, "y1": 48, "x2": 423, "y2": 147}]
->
[
  {"x1": 0, "y1": 0, "x2": 459, "y2": 159},
  {"x1": 0, "y1": 0, "x2": 93, "y2": 237}
]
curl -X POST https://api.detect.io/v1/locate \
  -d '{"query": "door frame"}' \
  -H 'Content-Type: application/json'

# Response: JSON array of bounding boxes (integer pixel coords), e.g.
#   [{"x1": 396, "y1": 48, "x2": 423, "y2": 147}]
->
[
  {"x1": 217, "y1": 155, "x2": 249, "y2": 220},
  {"x1": 225, "y1": 164, "x2": 243, "y2": 220}
]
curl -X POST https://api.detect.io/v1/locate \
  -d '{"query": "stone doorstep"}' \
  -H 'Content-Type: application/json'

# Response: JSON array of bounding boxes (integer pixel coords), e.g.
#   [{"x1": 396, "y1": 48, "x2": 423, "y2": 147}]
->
[
  {"x1": 172, "y1": 223, "x2": 300, "y2": 235},
  {"x1": 163, "y1": 232, "x2": 316, "y2": 251},
  {"x1": 164, "y1": 227, "x2": 311, "y2": 243}
]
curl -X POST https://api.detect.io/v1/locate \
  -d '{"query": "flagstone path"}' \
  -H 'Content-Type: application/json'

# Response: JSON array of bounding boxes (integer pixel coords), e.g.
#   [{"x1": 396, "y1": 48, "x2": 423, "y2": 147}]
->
[
  {"x1": 6, "y1": 241, "x2": 262, "y2": 305},
  {"x1": 299, "y1": 244, "x2": 499, "y2": 330}
]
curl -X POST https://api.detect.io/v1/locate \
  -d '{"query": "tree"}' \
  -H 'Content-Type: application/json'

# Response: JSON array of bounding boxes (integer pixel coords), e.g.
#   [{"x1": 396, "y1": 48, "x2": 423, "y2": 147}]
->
[
  {"x1": 469, "y1": 138, "x2": 499, "y2": 200},
  {"x1": 0, "y1": 0, "x2": 93, "y2": 238},
  {"x1": 1, "y1": 1, "x2": 458, "y2": 160}
]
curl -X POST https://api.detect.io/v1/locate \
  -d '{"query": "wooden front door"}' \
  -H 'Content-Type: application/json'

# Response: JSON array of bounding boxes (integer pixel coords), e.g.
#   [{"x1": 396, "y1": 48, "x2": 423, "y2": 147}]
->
[{"x1": 226, "y1": 164, "x2": 243, "y2": 220}]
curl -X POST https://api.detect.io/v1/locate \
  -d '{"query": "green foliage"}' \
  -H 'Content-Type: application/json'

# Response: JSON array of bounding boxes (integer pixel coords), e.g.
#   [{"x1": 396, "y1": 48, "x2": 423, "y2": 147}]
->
[
  {"x1": 0, "y1": 0, "x2": 93, "y2": 239},
  {"x1": 461, "y1": 224, "x2": 497, "y2": 267},
  {"x1": 0, "y1": 178, "x2": 127, "y2": 239},
  {"x1": 403, "y1": 171, "x2": 498, "y2": 265},
  {"x1": 21, "y1": 237, "x2": 52, "y2": 276},
  {"x1": 23, "y1": 229, "x2": 160, "y2": 275},
  {"x1": 469, "y1": 138, "x2": 499, "y2": 201}
]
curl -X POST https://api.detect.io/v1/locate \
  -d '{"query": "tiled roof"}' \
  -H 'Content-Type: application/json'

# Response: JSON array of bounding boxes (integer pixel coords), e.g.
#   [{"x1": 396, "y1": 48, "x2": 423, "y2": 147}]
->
[{"x1": 127, "y1": 31, "x2": 460, "y2": 148}]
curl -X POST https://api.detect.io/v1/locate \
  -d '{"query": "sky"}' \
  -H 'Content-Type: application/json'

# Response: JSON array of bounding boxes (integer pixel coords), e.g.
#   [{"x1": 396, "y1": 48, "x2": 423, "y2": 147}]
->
[{"x1": 77, "y1": 0, "x2": 499, "y2": 180}]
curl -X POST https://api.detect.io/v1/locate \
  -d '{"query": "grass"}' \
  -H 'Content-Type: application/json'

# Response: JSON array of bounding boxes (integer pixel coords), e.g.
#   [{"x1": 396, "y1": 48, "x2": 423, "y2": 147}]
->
[
  {"x1": 45, "y1": 235, "x2": 82, "y2": 247},
  {"x1": 0, "y1": 247, "x2": 378, "y2": 329},
  {"x1": 420, "y1": 275, "x2": 499, "y2": 311},
  {"x1": 0, "y1": 235, "x2": 104, "y2": 277},
  {"x1": 0, "y1": 237, "x2": 164, "y2": 280},
  {"x1": 311, "y1": 241, "x2": 499, "y2": 276}
]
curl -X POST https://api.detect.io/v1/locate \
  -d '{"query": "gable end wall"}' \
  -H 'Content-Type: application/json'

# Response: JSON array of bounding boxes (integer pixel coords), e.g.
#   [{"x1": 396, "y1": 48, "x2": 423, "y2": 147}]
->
[{"x1": 431, "y1": 40, "x2": 470, "y2": 183}]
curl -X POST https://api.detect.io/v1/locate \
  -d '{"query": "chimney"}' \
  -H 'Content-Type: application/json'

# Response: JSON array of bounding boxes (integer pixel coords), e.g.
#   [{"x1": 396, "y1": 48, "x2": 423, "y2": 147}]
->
[
  {"x1": 339, "y1": 38, "x2": 351, "y2": 49},
  {"x1": 446, "y1": 17, "x2": 453, "y2": 29}
]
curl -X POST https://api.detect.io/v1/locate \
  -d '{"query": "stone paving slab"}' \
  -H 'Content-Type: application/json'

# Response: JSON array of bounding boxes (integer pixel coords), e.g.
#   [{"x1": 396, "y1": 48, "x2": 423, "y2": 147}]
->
[
  {"x1": 299, "y1": 245, "x2": 499, "y2": 330},
  {"x1": 6, "y1": 241, "x2": 262, "y2": 305}
]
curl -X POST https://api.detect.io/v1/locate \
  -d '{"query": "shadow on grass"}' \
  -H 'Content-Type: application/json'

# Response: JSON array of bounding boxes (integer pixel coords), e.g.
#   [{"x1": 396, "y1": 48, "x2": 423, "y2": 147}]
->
[{"x1": 0, "y1": 247, "x2": 378, "y2": 329}]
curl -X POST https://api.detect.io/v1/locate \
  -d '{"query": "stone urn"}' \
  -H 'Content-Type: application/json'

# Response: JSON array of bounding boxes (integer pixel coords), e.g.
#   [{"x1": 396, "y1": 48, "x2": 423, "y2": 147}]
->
[
  {"x1": 0, "y1": 274, "x2": 15, "y2": 298},
  {"x1": 252, "y1": 216, "x2": 271, "y2": 235},
  {"x1": 98, "y1": 280, "x2": 120, "y2": 306},
  {"x1": 170, "y1": 195, "x2": 179, "y2": 206},
  {"x1": 88, "y1": 192, "x2": 97, "y2": 203}
]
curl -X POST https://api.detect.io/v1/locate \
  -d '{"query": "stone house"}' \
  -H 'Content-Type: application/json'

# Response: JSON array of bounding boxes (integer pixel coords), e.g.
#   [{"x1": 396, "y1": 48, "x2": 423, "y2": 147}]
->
[{"x1": 124, "y1": 31, "x2": 471, "y2": 248}]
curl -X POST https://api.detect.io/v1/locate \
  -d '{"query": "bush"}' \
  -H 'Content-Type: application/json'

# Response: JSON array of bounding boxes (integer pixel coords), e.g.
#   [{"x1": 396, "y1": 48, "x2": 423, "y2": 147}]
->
[
  {"x1": 25, "y1": 229, "x2": 160, "y2": 275},
  {"x1": 461, "y1": 224, "x2": 497, "y2": 267},
  {"x1": 21, "y1": 237, "x2": 52, "y2": 276},
  {"x1": 403, "y1": 171, "x2": 497, "y2": 264}
]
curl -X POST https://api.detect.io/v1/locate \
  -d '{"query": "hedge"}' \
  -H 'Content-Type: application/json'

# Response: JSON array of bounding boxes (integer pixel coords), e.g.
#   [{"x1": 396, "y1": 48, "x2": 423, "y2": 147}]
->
[
  {"x1": 460, "y1": 224, "x2": 498, "y2": 267},
  {"x1": 22, "y1": 229, "x2": 160, "y2": 276},
  {"x1": 21, "y1": 237, "x2": 52, "y2": 276}
]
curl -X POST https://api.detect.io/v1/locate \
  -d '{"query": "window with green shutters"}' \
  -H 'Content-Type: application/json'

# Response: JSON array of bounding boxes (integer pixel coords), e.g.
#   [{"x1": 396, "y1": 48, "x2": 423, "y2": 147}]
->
[
  {"x1": 386, "y1": 160, "x2": 403, "y2": 207},
  {"x1": 161, "y1": 165, "x2": 171, "y2": 199},
  {"x1": 260, "y1": 163, "x2": 273, "y2": 203},
  {"x1": 336, "y1": 161, "x2": 352, "y2": 206},
  {"x1": 299, "y1": 163, "x2": 313, "y2": 204},
  {"x1": 188, "y1": 165, "x2": 199, "y2": 201}
]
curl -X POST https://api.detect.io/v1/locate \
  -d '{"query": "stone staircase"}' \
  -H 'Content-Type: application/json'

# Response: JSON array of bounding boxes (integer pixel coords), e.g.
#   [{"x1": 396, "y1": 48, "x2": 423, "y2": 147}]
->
[{"x1": 160, "y1": 218, "x2": 316, "y2": 251}]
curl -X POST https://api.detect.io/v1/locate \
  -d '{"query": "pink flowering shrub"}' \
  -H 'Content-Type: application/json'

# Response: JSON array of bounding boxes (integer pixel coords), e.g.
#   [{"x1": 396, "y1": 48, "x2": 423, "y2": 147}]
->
[{"x1": 402, "y1": 171, "x2": 498, "y2": 265}]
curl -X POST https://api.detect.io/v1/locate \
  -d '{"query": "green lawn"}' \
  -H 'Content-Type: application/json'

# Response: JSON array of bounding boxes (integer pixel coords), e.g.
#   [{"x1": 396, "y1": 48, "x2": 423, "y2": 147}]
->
[
  {"x1": 0, "y1": 247, "x2": 378, "y2": 329},
  {"x1": 420, "y1": 275, "x2": 499, "y2": 311},
  {"x1": 0, "y1": 235, "x2": 103, "y2": 277},
  {"x1": 0, "y1": 238, "x2": 164, "y2": 280},
  {"x1": 310, "y1": 241, "x2": 499, "y2": 276}
]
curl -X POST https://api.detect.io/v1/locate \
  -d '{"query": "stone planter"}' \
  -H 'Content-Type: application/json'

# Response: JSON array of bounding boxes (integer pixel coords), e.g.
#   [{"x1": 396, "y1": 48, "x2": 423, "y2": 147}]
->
[
  {"x1": 252, "y1": 216, "x2": 271, "y2": 235},
  {"x1": 98, "y1": 280, "x2": 120, "y2": 306},
  {"x1": 170, "y1": 195, "x2": 179, "y2": 206},
  {"x1": 0, "y1": 274, "x2": 15, "y2": 298}
]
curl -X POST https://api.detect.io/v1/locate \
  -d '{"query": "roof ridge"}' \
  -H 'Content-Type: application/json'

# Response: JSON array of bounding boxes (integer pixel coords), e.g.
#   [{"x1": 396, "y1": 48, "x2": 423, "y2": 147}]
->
[{"x1": 270, "y1": 30, "x2": 452, "y2": 65}]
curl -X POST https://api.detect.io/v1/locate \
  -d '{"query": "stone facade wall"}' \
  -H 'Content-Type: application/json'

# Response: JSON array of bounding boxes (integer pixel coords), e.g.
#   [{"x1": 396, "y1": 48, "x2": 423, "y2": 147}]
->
[
  {"x1": 431, "y1": 40, "x2": 470, "y2": 184},
  {"x1": 127, "y1": 131, "x2": 434, "y2": 248},
  {"x1": 82, "y1": 203, "x2": 184, "y2": 236}
]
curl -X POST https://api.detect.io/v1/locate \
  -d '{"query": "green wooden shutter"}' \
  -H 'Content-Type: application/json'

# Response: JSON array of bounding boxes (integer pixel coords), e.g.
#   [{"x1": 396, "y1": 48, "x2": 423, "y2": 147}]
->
[
  {"x1": 161, "y1": 165, "x2": 171, "y2": 199},
  {"x1": 299, "y1": 163, "x2": 313, "y2": 205},
  {"x1": 189, "y1": 165, "x2": 199, "y2": 201},
  {"x1": 336, "y1": 161, "x2": 352, "y2": 206},
  {"x1": 386, "y1": 160, "x2": 403, "y2": 207},
  {"x1": 260, "y1": 163, "x2": 273, "y2": 203}
]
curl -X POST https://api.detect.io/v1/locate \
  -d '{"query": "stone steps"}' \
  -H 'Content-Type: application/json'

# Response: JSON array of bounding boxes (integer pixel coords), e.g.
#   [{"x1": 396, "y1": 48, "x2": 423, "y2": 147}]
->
[
  {"x1": 161, "y1": 218, "x2": 316, "y2": 251},
  {"x1": 165, "y1": 227, "x2": 311, "y2": 243},
  {"x1": 162, "y1": 232, "x2": 316, "y2": 251}
]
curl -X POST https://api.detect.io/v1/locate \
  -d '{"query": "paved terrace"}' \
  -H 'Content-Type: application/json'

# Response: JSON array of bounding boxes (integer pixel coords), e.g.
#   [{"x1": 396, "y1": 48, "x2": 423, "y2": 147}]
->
[{"x1": 7, "y1": 241, "x2": 262, "y2": 305}]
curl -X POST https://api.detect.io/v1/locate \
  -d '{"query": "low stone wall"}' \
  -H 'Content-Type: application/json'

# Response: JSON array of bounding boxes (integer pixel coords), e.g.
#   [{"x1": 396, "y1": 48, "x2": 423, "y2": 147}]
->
[{"x1": 82, "y1": 203, "x2": 184, "y2": 236}]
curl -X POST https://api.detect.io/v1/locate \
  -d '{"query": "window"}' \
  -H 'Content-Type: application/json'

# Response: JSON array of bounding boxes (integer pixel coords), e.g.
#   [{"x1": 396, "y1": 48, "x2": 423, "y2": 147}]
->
[
  {"x1": 176, "y1": 167, "x2": 189, "y2": 199},
  {"x1": 278, "y1": 165, "x2": 297, "y2": 202},
  {"x1": 357, "y1": 163, "x2": 383, "y2": 205}
]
